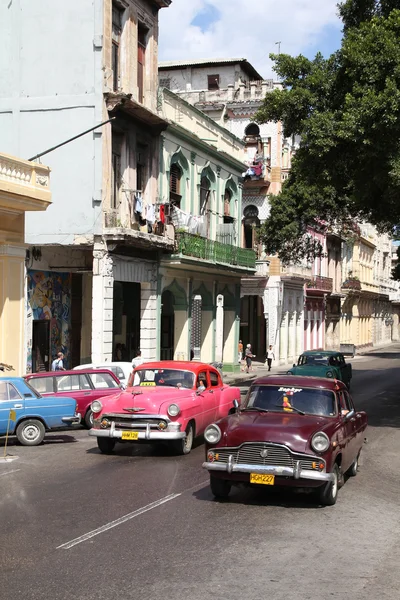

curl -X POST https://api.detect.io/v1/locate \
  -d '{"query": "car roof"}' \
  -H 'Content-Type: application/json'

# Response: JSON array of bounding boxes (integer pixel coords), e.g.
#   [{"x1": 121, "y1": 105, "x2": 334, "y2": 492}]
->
[
  {"x1": 25, "y1": 369, "x2": 118, "y2": 378},
  {"x1": 252, "y1": 375, "x2": 346, "y2": 390},
  {"x1": 301, "y1": 350, "x2": 340, "y2": 356},
  {"x1": 0, "y1": 377, "x2": 24, "y2": 383},
  {"x1": 136, "y1": 361, "x2": 219, "y2": 372}
]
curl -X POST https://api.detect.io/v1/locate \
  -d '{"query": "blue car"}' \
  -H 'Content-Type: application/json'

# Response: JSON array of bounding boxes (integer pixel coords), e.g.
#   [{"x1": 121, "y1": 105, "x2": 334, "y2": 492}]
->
[{"x1": 0, "y1": 377, "x2": 80, "y2": 446}]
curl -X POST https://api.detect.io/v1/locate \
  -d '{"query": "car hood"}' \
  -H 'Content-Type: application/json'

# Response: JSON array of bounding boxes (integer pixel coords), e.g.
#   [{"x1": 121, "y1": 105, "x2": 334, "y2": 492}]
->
[
  {"x1": 101, "y1": 386, "x2": 195, "y2": 414},
  {"x1": 220, "y1": 412, "x2": 333, "y2": 453}
]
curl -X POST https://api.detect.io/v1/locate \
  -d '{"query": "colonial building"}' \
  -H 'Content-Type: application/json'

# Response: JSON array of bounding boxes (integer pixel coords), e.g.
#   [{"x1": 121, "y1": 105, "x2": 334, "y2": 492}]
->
[
  {"x1": 0, "y1": 153, "x2": 51, "y2": 375},
  {"x1": 0, "y1": 0, "x2": 172, "y2": 370},
  {"x1": 157, "y1": 88, "x2": 254, "y2": 369},
  {"x1": 341, "y1": 224, "x2": 396, "y2": 350}
]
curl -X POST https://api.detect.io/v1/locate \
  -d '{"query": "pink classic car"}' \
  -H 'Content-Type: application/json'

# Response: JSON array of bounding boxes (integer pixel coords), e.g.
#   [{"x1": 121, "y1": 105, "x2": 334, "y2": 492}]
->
[{"x1": 88, "y1": 361, "x2": 241, "y2": 455}]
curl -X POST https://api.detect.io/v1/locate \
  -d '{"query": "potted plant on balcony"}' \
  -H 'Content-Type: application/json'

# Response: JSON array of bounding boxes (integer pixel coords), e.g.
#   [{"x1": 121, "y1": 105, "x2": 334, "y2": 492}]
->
[{"x1": 342, "y1": 272, "x2": 361, "y2": 291}]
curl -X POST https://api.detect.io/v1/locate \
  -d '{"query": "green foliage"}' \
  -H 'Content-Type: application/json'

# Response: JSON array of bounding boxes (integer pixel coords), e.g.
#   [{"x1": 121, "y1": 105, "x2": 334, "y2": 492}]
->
[{"x1": 256, "y1": 1, "x2": 400, "y2": 263}]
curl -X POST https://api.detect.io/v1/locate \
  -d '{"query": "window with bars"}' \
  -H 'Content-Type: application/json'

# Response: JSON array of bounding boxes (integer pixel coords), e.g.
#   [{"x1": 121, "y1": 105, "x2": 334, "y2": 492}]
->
[
  {"x1": 169, "y1": 163, "x2": 182, "y2": 207},
  {"x1": 136, "y1": 144, "x2": 147, "y2": 192},
  {"x1": 112, "y1": 4, "x2": 123, "y2": 91},
  {"x1": 208, "y1": 74, "x2": 220, "y2": 91}
]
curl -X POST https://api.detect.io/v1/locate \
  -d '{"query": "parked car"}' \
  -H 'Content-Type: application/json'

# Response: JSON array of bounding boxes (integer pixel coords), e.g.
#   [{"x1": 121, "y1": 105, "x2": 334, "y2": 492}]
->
[
  {"x1": 287, "y1": 350, "x2": 352, "y2": 389},
  {"x1": 89, "y1": 361, "x2": 241, "y2": 455},
  {"x1": 203, "y1": 375, "x2": 367, "y2": 506},
  {"x1": 25, "y1": 369, "x2": 121, "y2": 428},
  {"x1": 73, "y1": 362, "x2": 132, "y2": 387},
  {"x1": 0, "y1": 377, "x2": 80, "y2": 446}
]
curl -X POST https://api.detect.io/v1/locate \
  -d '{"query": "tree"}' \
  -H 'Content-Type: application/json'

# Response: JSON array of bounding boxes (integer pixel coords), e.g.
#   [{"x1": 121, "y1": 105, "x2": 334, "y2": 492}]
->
[{"x1": 256, "y1": 0, "x2": 400, "y2": 263}]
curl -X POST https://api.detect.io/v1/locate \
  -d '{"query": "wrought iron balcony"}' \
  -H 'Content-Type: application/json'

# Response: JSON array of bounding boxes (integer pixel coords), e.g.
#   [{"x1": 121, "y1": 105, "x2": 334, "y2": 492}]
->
[
  {"x1": 306, "y1": 275, "x2": 334, "y2": 293},
  {"x1": 175, "y1": 231, "x2": 256, "y2": 269}
]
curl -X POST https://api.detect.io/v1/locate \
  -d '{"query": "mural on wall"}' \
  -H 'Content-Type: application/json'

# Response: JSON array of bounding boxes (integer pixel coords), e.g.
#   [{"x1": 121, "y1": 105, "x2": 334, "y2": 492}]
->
[{"x1": 26, "y1": 271, "x2": 71, "y2": 372}]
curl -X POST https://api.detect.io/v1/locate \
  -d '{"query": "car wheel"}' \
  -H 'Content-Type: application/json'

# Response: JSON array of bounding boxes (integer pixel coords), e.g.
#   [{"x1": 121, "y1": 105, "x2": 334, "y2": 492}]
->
[
  {"x1": 172, "y1": 422, "x2": 194, "y2": 455},
  {"x1": 84, "y1": 409, "x2": 94, "y2": 429},
  {"x1": 97, "y1": 438, "x2": 116, "y2": 454},
  {"x1": 317, "y1": 463, "x2": 340, "y2": 506},
  {"x1": 347, "y1": 451, "x2": 360, "y2": 477},
  {"x1": 210, "y1": 475, "x2": 231, "y2": 499},
  {"x1": 16, "y1": 419, "x2": 45, "y2": 446}
]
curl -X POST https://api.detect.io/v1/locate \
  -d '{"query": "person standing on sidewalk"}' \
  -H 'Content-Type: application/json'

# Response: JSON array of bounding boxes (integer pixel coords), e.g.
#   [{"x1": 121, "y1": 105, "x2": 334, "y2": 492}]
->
[
  {"x1": 238, "y1": 340, "x2": 243, "y2": 366},
  {"x1": 266, "y1": 345, "x2": 275, "y2": 371},
  {"x1": 245, "y1": 344, "x2": 255, "y2": 373}
]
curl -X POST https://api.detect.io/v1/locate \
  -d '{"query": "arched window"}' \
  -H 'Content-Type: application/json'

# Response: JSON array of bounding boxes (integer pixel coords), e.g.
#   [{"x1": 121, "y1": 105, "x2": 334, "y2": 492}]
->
[
  {"x1": 170, "y1": 163, "x2": 182, "y2": 207},
  {"x1": 245, "y1": 123, "x2": 260, "y2": 136},
  {"x1": 243, "y1": 205, "x2": 260, "y2": 249}
]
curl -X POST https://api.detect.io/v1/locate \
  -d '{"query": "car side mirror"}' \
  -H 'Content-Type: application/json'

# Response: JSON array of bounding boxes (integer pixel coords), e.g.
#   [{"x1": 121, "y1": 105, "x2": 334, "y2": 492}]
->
[
  {"x1": 343, "y1": 409, "x2": 355, "y2": 420},
  {"x1": 233, "y1": 399, "x2": 240, "y2": 411}
]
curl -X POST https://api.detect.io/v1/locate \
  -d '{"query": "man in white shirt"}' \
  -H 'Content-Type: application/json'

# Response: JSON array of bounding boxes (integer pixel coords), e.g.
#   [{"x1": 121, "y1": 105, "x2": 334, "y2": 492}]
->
[
  {"x1": 132, "y1": 350, "x2": 144, "y2": 369},
  {"x1": 266, "y1": 345, "x2": 275, "y2": 371},
  {"x1": 51, "y1": 352, "x2": 66, "y2": 371}
]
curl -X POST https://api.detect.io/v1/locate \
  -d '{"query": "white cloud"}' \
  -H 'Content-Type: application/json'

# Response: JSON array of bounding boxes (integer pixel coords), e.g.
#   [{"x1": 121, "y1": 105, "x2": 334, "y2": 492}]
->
[{"x1": 159, "y1": 0, "x2": 342, "y2": 78}]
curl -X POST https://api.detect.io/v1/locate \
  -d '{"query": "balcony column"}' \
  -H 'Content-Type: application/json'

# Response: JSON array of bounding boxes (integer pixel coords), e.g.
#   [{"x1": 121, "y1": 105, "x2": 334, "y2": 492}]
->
[
  {"x1": 0, "y1": 244, "x2": 26, "y2": 376},
  {"x1": 92, "y1": 244, "x2": 114, "y2": 363}
]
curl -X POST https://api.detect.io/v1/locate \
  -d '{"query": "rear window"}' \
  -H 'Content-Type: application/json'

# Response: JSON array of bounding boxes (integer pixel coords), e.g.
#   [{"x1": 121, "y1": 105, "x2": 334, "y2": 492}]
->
[
  {"x1": 28, "y1": 376, "x2": 54, "y2": 394},
  {"x1": 88, "y1": 372, "x2": 119, "y2": 389},
  {"x1": 209, "y1": 371, "x2": 220, "y2": 387}
]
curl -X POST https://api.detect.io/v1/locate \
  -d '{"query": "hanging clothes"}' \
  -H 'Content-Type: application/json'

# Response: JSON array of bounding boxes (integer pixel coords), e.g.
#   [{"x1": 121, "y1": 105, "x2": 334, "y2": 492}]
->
[
  {"x1": 134, "y1": 192, "x2": 143, "y2": 215},
  {"x1": 159, "y1": 204, "x2": 166, "y2": 224},
  {"x1": 146, "y1": 203, "x2": 155, "y2": 225}
]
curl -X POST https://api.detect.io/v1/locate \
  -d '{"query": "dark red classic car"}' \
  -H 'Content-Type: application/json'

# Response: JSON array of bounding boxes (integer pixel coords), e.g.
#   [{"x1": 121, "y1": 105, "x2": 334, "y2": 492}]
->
[{"x1": 203, "y1": 375, "x2": 367, "y2": 506}]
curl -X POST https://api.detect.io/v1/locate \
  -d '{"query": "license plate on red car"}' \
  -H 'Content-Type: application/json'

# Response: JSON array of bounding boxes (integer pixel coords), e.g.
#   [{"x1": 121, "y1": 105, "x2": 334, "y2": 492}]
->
[
  {"x1": 121, "y1": 431, "x2": 139, "y2": 440},
  {"x1": 250, "y1": 473, "x2": 275, "y2": 485}
]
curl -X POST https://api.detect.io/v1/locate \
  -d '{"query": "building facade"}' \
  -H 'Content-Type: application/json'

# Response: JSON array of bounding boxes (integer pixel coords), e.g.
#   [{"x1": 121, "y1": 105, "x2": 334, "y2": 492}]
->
[
  {"x1": 0, "y1": 0, "x2": 172, "y2": 370},
  {"x1": 0, "y1": 153, "x2": 51, "y2": 375}
]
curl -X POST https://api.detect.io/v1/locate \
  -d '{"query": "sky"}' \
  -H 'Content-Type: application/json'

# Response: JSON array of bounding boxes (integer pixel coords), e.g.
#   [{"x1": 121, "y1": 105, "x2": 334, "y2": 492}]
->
[{"x1": 158, "y1": 0, "x2": 343, "y2": 79}]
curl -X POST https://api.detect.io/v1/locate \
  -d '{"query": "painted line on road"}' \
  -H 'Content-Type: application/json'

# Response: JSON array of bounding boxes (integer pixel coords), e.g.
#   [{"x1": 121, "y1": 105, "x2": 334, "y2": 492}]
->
[
  {"x1": 57, "y1": 493, "x2": 181, "y2": 550},
  {"x1": 0, "y1": 469, "x2": 21, "y2": 477}
]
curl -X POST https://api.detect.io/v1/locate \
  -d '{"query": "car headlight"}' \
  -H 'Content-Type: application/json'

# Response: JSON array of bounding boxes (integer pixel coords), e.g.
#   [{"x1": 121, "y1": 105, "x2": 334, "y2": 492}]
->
[
  {"x1": 167, "y1": 403, "x2": 181, "y2": 417},
  {"x1": 204, "y1": 424, "x2": 222, "y2": 445},
  {"x1": 311, "y1": 432, "x2": 330, "y2": 453},
  {"x1": 91, "y1": 400, "x2": 103, "y2": 414},
  {"x1": 326, "y1": 371, "x2": 334, "y2": 378}
]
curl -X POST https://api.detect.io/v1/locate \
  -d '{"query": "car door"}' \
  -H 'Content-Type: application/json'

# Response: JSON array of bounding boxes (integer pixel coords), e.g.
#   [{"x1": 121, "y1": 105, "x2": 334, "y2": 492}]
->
[
  {"x1": 338, "y1": 354, "x2": 351, "y2": 385},
  {"x1": 54, "y1": 374, "x2": 91, "y2": 417},
  {"x1": 337, "y1": 390, "x2": 357, "y2": 471},
  {"x1": 195, "y1": 370, "x2": 216, "y2": 433},
  {"x1": 0, "y1": 381, "x2": 25, "y2": 435}
]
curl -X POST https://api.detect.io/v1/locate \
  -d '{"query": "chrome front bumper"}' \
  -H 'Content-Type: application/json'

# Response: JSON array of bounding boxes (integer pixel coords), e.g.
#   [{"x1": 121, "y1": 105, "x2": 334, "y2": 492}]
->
[
  {"x1": 202, "y1": 460, "x2": 335, "y2": 482},
  {"x1": 62, "y1": 413, "x2": 81, "y2": 425},
  {"x1": 89, "y1": 425, "x2": 185, "y2": 441}
]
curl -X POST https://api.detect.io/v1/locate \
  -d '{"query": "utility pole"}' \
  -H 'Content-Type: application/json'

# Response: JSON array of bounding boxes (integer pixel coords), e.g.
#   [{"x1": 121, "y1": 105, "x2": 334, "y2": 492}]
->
[{"x1": 275, "y1": 41, "x2": 281, "y2": 55}]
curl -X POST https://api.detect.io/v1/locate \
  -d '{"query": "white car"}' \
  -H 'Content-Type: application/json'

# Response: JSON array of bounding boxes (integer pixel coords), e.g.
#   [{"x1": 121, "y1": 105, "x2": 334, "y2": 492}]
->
[{"x1": 74, "y1": 362, "x2": 132, "y2": 387}]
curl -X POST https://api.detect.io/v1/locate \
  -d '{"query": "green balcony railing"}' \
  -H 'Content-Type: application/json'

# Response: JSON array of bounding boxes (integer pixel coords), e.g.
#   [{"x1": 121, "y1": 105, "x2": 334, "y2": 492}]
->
[{"x1": 175, "y1": 232, "x2": 256, "y2": 269}]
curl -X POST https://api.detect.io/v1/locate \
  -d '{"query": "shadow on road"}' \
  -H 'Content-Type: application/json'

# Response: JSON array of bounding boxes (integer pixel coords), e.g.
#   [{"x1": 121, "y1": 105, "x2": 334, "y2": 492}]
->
[
  {"x1": 193, "y1": 481, "x2": 330, "y2": 509},
  {"x1": 86, "y1": 435, "x2": 205, "y2": 458},
  {"x1": 0, "y1": 434, "x2": 78, "y2": 447}
]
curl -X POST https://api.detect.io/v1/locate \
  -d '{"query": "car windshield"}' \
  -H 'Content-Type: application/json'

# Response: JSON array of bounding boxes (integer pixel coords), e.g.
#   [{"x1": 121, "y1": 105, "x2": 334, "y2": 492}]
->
[
  {"x1": 299, "y1": 354, "x2": 330, "y2": 366},
  {"x1": 244, "y1": 385, "x2": 337, "y2": 417},
  {"x1": 132, "y1": 369, "x2": 195, "y2": 389}
]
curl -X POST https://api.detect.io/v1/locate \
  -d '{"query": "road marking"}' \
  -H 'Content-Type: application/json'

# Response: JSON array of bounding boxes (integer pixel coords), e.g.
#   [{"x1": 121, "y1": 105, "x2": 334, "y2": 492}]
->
[
  {"x1": 57, "y1": 493, "x2": 181, "y2": 550},
  {"x1": 0, "y1": 469, "x2": 21, "y2": 477}
]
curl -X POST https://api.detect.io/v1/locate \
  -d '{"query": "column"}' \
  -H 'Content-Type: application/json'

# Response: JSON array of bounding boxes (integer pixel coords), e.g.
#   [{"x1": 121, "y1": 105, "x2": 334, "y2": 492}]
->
[
  {"x1": 0, "y1": 244, "x2": 26, "y2": 376},
  {"x1": 92, "y1": 245, "x2": 114, "y2": 363},
  {"x1": 215, "y1": 294, "x2": 224, "y2": 363},
  {"x1": 141, "y1": 280, "x2": 158, "y2": 361},
  {"x1": 288, "y1": 310, "x2": 296, "y2": 364},
  {"x1": 279, "y1": 311, "x2": 288, "y2": 363}
]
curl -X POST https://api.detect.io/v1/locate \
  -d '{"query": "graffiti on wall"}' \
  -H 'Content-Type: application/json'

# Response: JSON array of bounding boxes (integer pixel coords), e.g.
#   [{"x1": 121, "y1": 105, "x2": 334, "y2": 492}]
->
[{"x1": 27, "y1": 271, "x2": 71, "y2": 372}]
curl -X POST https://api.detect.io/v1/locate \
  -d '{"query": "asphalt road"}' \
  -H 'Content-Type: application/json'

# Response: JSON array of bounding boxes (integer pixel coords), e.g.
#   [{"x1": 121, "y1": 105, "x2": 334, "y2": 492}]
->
[{"x1": 1, "y1": 346, "x2": 400, "y2": 600}]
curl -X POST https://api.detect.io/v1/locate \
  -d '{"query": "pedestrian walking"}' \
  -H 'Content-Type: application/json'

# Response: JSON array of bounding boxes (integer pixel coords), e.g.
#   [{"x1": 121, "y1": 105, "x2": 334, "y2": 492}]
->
[
  {"x1": 51, "y1": 352, "x2": 66, "y2": 371},
  {"x1": 266, "y1": 345, "x2": 275, "y2": 371},
  {"x1": 245, "y1": 344, "x2": 255, "y2": 373},
  {"x1": 238, "y1": 339, "x2": 243, "y2": 365}
]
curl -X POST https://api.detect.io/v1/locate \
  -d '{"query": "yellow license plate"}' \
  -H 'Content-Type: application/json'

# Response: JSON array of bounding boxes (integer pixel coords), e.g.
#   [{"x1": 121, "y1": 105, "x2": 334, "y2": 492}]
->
[
  {"x1": 250, "y1": 473, "x2": 275, "y2": 485},
  {"x1": 121, "y1": 431, "x2": 139, "y2": 440}
]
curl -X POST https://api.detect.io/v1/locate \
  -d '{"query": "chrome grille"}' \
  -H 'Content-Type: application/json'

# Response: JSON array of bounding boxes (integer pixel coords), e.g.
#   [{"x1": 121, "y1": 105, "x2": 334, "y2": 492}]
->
[
  {"x1": 107, "y1": 416, "x2": 167, "y2": 430},
  {"x1": 213, "y1": 443, "x2": 322, "y2": 470}
]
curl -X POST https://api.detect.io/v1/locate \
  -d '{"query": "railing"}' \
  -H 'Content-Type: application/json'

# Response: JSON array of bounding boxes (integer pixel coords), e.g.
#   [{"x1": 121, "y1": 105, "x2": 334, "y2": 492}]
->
[
  {"x1": 175, "y1": 231, "x2": 256, "y2": 269},
  {"x1": 0, "y1": 152, "x2": 51, "y2": 203},
  {"x1": 306, "y1": 276, "x2": 333, "y2": 292}
]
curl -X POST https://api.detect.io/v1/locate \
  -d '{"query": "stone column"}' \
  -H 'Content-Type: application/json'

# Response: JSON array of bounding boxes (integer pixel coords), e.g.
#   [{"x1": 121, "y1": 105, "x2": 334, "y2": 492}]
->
[
  {"x1": 92, "y1": 245, "x2": 114, "y2": 363},
  {"x1": 140, "y1": 280, "x2": 158, "y2": 361},
  {"x1": 215, "y1": 294, "x2": 224, "y2": 363},
  {"x1": 0, "y1": 244, "x2": 26, "y2": 376}
]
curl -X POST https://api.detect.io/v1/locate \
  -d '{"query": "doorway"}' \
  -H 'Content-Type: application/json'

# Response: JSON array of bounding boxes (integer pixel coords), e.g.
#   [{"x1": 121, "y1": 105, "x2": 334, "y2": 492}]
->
[
  {"x1": 161, "y1": 290, "x2": 174, "y2": 360},
  {"x1": 113, "y1": 282, "x2": 141, "y2": 361},
  {"x1": 32, "y1": 321, "x2": 50, "y2": 372}
]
